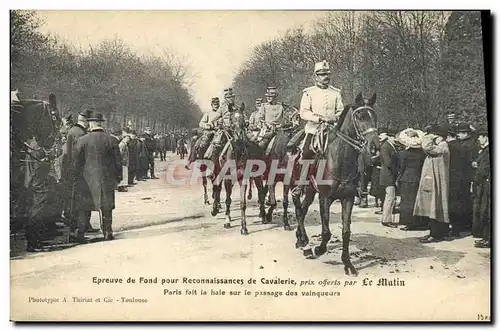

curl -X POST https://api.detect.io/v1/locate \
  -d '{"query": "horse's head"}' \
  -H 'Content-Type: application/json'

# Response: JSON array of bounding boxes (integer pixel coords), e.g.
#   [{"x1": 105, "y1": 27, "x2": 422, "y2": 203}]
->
[
  {"x1": 11, "y1": 93, "x2": 62, "y2": 150},
  {"x1": 338, "y1": 92, "x2": 380, "y2": 152}
]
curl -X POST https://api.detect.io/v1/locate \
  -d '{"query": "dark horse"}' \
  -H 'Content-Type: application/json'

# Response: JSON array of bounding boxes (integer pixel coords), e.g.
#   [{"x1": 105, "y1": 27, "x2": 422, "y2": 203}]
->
[
  {"x1": 213, "y1": 113, "x2": 266, "y2": 234},
  {"x1": 292, "y1": 92, "x2": 379, "y2": 276},
  {"x1": 10, "y1": 93, "x2": 62, "y2": 232},
  {"x1": 261, "y1": 107, "x2": 302, "y2": 230}
]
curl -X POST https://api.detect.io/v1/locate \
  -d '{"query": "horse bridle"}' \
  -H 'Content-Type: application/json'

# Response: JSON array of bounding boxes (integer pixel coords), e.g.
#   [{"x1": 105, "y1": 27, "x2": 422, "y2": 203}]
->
[
  {"x1": 336, "y1": 105, "x2": 377, "y2": 152},
  {"x1": 12, "y1": 101, "x2": 61, "y2": 163}
]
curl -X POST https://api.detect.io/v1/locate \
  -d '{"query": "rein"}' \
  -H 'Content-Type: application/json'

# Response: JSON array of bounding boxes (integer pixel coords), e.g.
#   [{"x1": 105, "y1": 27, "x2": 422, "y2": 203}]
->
[{"x1": 318, "y1": 105, "x2": 377, "y2": 185}]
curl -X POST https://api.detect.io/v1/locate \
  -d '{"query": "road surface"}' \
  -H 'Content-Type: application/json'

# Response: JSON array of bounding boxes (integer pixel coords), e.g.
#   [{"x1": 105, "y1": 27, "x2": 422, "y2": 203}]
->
[{"x1": 10, "y1": 152, "x2": 491, "y2": 321}]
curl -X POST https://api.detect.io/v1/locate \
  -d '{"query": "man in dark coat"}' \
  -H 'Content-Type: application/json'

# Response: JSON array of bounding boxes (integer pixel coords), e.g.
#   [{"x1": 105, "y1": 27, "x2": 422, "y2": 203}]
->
[
  {"x1": 159, "y1": 134, "x2": 168, "y2": 161},
  {"x1": 136, "y1": 135, "x2": 149, "y2": 180},
  {"x1": 144, "y1": 128, "x2": 158, "y2": 179},
  {"x1": 127, "y1": 130, "x2": 139, "y2": 185},
  {"x1": 74, "y1": 113, "x2": 122, "y2": 241},
  {"x1": 456, "y1": 122, "x2": 479, "y2": 230},
  {"x1": 379, "y1": 127, "x2": 398, "y2": 227},
  {"x1": 473, "y1": 125, "x2": 490, "y2": 247},
  {"x1": 62, "y1": 109, "x2": 99, "y2": 238},
  {"x1": 447, "y1": 125, "x2": 467, "y2": 236}
]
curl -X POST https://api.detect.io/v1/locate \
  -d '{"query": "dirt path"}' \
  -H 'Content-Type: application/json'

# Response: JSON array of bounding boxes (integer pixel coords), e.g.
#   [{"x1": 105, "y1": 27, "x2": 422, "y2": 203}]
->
[{"x1": 10, "y1": 152, "x2": 491, "y2": 321}]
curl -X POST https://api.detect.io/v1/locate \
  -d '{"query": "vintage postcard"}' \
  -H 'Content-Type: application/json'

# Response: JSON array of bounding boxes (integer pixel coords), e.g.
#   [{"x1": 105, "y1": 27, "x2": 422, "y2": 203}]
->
[{"x1": 9, "y1": 9, "x2": 491, "y2": 322}]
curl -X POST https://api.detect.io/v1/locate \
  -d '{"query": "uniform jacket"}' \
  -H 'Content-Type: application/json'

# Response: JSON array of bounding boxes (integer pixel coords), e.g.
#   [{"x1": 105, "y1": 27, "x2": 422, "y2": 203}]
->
[
  {"x1": 413, "y1": 136, "x2": 450, "y2": 223},
  {"x1": 248, "y1": 110, "x2": 262, "y2": 131},
  {"x1": 258, "y1": 102, "x2": 285, "y2": 127},
  {"x1": 299, "y1": 85, "x2": 344, "y2": 134},
  {"x1": 73, "y1": 128, "x2": 122, "y2": 211},
  {"x1": 379, "y1": 139, "x2": 398, "y2": 187},
  {"x1": 220, "y1": 101, "x2": 245, "y2": 128},
  {"x1": 199, "y1": 109, "x2": 221, "y2": 130}
]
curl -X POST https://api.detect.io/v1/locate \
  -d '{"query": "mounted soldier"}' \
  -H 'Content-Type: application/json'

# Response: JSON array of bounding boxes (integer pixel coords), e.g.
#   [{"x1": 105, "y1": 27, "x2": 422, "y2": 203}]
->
[
  {"x1": 287, "y1": 60, "x2": 344, "y2": 159},
  {"x1": 256, "y1": 87, "x2": 291, "y2": 153},
  {"x1": 247, "y1": 97, "x2": 263, "y2": 142},
  {"x1": 185, "y1": 97, "x2": 221, "y2": 169},
  {"x1": 205, "y1": 88, "x2": 245, "y2": 159}
]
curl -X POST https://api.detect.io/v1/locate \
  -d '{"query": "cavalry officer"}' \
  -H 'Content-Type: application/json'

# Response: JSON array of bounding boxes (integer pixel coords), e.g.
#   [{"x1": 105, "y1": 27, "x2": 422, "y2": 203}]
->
[
  {"x1": 298, "y1": 60, "x2": 344, "y2": 159},
  {"x1": 256, "y1": 87, "x2": 286, "y2": 149},
  {"x1": 247, "y1": 97, "x2": 263, "y2": 141},
  {"x1": 185, "y1": 97, "x2": 221, "y2": 169},
  {"x1": 207, "y1": 88, "x2": 244, "y2": 158}
]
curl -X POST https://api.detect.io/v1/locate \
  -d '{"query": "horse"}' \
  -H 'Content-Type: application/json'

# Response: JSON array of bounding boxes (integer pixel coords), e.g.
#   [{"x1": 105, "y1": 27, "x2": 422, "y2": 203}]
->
[
  {"x1": 261, "y1": 107, "x2": 302, "y2": 230},
  {"x1": 213, "y1": 112, "x2": 267, "y2": 234},
  {"x1": 10, "y1": 92, "x2": 62, "y2": 232},
  {"x1": 291, "y1": 92, "x2": 380, "y2": 276}
]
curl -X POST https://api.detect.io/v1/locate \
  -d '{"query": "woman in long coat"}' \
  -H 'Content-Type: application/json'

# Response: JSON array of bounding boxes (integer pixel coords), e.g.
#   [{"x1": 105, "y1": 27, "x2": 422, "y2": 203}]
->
[
  {"x1": 396, "y1": 129, "x2": 427, "y2": 230},
  {"x1": 414, "y1": 125, "x2": 450, "y2": 243}
]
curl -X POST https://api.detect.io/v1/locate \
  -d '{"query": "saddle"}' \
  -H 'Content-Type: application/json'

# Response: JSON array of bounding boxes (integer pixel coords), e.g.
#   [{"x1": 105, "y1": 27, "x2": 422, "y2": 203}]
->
[{"x1": 310, "y1": 123, "x2": 337, "y2": 158}]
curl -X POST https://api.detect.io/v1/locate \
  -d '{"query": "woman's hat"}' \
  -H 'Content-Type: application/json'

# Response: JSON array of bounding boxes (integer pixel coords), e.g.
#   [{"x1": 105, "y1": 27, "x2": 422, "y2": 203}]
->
[{"x1": 396, "y1": 128, "x2": 423, "y2": 149}]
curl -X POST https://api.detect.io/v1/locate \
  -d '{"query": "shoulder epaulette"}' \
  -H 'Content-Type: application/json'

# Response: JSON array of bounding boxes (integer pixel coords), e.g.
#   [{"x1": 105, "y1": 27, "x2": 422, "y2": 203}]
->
[
  {"x1": 329, "y1": 86, "x2": 341, "y2": 92},
  {"x1": 302, "y1": 86, "x2": 315, "y2": 93}
]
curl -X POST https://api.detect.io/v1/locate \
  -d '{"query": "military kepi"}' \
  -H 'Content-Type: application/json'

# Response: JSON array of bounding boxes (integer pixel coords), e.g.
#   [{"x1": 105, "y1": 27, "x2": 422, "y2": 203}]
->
[
  {"x1": 314, "y1": 60, "x2": 331, "y2": 74},
  {"x1": 223, "y1": 88, "x2": 235, "y2": 98},
  {"x1": 265, "y1": 86, "x2": 277, "y2": 96}
]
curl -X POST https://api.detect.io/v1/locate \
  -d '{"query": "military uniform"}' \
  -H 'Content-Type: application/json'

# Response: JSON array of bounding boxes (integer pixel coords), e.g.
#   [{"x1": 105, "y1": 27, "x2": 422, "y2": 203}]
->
[
  {"x1": 208, "y1": 88, "x2": 244, "y2": 157},
  {"x1": 256, "y1": 87, "x2": 286, "y2": 149},
  {"x1": 186, "y1": 98, "x2": 221, "y2": 167},
  {"x1": 247, "y1": 98, "x2": 263, "y2": 141},
  {"x1": 297, "y1": 61, "x2": 344, "y2": 159}
]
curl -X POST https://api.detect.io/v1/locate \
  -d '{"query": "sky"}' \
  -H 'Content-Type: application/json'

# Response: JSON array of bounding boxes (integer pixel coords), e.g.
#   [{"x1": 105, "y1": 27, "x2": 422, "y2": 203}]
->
[{"x1": 37, "y1": 10, "x2": 329, "y2": 109}]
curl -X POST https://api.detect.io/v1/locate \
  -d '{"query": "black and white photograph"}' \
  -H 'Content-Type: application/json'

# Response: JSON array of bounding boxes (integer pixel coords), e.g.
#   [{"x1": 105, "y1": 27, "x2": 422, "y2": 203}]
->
[{"x1": 8, "y1": 9, "x2": 491, "y2": 321}]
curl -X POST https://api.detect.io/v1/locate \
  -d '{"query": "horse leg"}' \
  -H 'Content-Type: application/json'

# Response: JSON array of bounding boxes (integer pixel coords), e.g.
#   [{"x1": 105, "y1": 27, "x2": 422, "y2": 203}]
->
[
  {"x1": 341, "y1": 196, "x2": 357, "y2": 276},
  {"x1": 282, "y1": 184, "x2": 291, "y2": 231},
  {"x1": 296, "y1": 187, "x2": 316, "y2": 251},
  {"x1": 264, "y1": 183, "x2": 277, "y2": 224},
  {"x1": 223, "y1": 179, "x2": 232, "y2": 229},
  {"x1": 256, "y1": 177, "x2": 267, "y2": 221},
  {"x1": 240, "y1": 182, "x2": 248, "y2": 235},
  {"x1": 292, "y1": 185, "x2": 304, "y2": 248},
  {"x1": 211, "y1": 183, "x2": 220, "y2": 216},
  {"x1": 314, "y1": 195, "x2": 333, "y2": 257},
  {"x1": 202, "y1": 176, "x2": 210, "y2": 205},
  {"x1": 247, "y1": 177, "x2": 253, "y2": 200}
]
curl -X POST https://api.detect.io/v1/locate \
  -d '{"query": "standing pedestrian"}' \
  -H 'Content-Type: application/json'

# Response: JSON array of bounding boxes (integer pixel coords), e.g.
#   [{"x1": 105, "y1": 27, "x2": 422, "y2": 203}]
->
[
  {"x1": 74, "y1": 112, "x2": 122, "y2": 241},
  {"x1": 379, "y1": 128, "x2": 398, "y2": 227},
  {"x1": 415, "y1": 125, "x2": 451, "y2": 243},
  {"x1": 472, "y1": 125, "x2": 490, "y2": 247}
]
